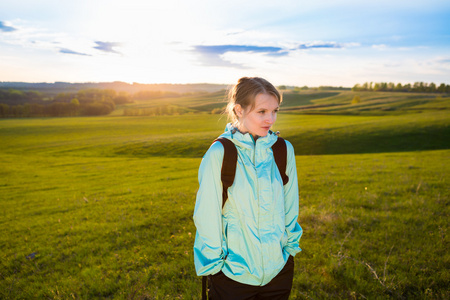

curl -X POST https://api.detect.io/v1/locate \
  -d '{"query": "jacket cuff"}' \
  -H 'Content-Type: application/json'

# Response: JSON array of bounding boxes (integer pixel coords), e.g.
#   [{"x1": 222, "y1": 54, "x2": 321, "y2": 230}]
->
[
  {"x1": 195, "y1": 258, "x2": 225, "y2": 276},
  {"x1": 284, "y1": 245, "x2": 302, "y2": 257}
]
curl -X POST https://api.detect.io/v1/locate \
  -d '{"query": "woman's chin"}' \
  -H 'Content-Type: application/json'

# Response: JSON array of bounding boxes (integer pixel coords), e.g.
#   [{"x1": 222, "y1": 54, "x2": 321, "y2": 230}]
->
[{"x1": 258, "y1": 131, "x2": 270, "y2": 137}]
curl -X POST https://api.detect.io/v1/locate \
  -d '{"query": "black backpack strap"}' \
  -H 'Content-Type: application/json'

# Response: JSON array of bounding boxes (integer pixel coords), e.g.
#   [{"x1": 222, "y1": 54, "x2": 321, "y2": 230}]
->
[
  {"x1": 200, "y1": 138, "x2": 237, "y2": 299},
  {"x1": 272, "y1": 137, "x2": 289, "y2": 185},
  {"x1": 214, "y1": 138, "x2": 238, "y2": 208}
]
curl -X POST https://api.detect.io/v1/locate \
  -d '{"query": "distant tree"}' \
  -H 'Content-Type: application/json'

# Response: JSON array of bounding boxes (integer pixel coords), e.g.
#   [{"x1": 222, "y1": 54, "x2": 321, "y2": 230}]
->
[
  {"x1": 8, "y1": 89, "x2": 25, "y2": 102},
  {"x1": 54, "y1": 92, "x2": 73, "y2": 102},
  {"x1": 81, "y1": 103, "x2": 114, "y2": 116},
  {"x1": 373, "y1": 83, "x2": 381, "y2": 91},
  {"x1": 74, "y1": 89, "x2": 115, "y2": 104},
  {"x1": 46, "y1": 102, "x2": 69, "y2": 117},
  {"x1": 0, "y1": 89, "x2": 7, "y2": 101},
  {"x1": 71, "y1": 98, "x2": 80, "y2": 106},
  {"x1": 351, "y1": 95, "x2": 361, "y2": 104},
  {"x1": 22, "y1": 103, "x2": 32, "y2": 117},
  {"x1": 352, "y1": 84, "x2": 361, "y2": 92},
  {"x1": 429, "y1": 82, "x2": 436, "y2": 93},
  {"x1": 278, "y1": 85, "x2": 287, "y2": 90},
  {"x1": 11, "y1": 104, "x2": 24, "y2": 117},
  {"x1": 403, "y1": 83, "x2": 411, "y2": 92},
  {"x1": 29, "y1": 103, "x2": 44, "y2": 116},
  {"x1": 112, "y1": 95, "x2": 131, "y2": 105},
  {"x1": 413, "y1": 82, "x2": 422, "y2": 92},
  {"x1": 437, "y1": 83, "x2": 445, "y2": 93},
  {"x1": 0, "y1": 103, "x2": 9, "y2": 117},
  {"x1": 25, "y1": 91, "x2": 44, "y2": 102},
  {"x1": 102, "y1": 100, "x2": 115, "y2": 111}
]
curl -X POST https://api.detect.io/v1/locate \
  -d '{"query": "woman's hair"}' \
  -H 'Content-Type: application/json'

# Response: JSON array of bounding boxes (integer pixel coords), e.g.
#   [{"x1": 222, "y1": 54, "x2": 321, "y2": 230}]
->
[{"x1": 225, "y1": 77, "x2": 282, "y2": 125}]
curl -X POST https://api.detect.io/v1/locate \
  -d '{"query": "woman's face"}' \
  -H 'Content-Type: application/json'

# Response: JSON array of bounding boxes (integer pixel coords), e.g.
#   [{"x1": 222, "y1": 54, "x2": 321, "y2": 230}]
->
[{"x1": 236, "y1": 93, "x2": 279, "y2": 138}]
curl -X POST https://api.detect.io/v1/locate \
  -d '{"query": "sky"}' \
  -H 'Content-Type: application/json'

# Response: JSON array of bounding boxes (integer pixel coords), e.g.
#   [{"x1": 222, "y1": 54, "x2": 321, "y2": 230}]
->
[{"x1": 0, "y1": 0, "x2": 449, "y2": 87}]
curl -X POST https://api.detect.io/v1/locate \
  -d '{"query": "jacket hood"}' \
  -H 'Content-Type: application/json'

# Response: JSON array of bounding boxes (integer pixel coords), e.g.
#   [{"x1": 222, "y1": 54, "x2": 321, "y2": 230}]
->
[{"x1": 219, "y1": 122, "x2": 278, "y2": 149}]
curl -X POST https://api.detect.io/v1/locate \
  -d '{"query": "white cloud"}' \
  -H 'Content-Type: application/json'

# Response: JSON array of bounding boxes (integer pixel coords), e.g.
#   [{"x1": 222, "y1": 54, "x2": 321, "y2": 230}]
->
[
  {"x1": 372, "y1": 44, "x2": 388, "y2": 50},
  {"x1": 0, "y1": 0, "x2": 448, "y2": 85}
]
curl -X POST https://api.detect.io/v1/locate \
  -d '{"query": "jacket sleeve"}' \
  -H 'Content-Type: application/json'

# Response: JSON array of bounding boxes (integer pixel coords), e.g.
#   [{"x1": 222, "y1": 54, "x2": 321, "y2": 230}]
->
[
  {"x1": 283, "y1": 140, "x2": 303, "y2": 256},
  {"x1": 193, "y1": 141, "x2": 226, "y2": 276}
]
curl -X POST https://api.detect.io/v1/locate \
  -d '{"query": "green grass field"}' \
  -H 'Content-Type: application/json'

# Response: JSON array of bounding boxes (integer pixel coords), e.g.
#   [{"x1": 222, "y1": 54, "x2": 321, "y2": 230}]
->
[{"x1": 1, "y1": 93, "x2": 449, "y2": 299}]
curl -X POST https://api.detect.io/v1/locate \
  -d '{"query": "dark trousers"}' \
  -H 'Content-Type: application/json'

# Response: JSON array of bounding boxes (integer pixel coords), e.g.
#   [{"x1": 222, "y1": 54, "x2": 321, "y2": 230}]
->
[{"x1": 208, "y1": 256, "x2": 294, "y2": 300}]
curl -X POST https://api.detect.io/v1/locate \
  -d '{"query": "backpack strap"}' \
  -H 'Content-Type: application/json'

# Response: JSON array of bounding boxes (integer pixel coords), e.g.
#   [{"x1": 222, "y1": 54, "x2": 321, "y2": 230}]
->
[
  {"x1": 214, "y1": 138, "x2": 238, "y2": 208},
  {"x1": 201, "y1": 138, "x2": 236, "y2": 300},
  {"x1": 272, "y1": 137, "x2": 289, "y2": 185}
]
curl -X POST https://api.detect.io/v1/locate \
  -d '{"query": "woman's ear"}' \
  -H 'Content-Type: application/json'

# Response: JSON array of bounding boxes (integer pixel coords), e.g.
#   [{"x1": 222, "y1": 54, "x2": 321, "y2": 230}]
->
[{"x1": 235, "y1": 104, "x2": 243, "y2": 118}]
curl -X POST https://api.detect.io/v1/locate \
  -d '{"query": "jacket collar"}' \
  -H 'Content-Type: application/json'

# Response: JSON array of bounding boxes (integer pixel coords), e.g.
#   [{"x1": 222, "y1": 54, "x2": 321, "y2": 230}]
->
[{"x1": 219, "y1": 123, "x2": 278, "y2": 149}]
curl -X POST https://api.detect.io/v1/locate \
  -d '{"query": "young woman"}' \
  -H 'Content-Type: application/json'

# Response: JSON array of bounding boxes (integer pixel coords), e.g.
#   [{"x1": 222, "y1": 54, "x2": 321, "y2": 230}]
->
[{"x1": 193, "y1": 77, "x2": 303, "y2": 300}]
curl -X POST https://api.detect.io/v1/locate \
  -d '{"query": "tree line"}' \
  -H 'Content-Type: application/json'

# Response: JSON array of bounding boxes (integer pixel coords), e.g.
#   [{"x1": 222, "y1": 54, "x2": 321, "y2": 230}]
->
[
  {"x1": 0, "y1": 88, "x2": 211, "y2": 118},
  {"x1": 278, "y1": 85, "x2": 350, "y2": 91},
  {"x1": 352, "y1": 82, "x2": 450, "y2": 93},
  {"x1": 0, "y1": 88, "x2": 132, "y2": 118}
]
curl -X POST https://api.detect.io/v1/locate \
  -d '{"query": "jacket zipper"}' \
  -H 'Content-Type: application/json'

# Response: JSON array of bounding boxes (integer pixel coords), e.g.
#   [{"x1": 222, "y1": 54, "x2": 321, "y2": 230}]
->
[{"x1": 252, "y1": 137, "x2": 265, "y2": 285}]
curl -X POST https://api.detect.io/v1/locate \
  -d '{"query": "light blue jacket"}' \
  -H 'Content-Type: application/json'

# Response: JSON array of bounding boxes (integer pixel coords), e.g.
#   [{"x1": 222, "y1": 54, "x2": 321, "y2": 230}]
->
[{"x1": 193, "y1": 124, "x2": 302, "y2": 286}]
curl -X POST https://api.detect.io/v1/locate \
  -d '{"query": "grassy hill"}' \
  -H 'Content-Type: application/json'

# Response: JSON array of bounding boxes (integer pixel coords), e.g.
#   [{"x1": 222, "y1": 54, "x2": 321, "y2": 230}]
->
[
  {"x1": 0, "y1": 90, "x2": 449, "y2": 299},
  {"x1": 1, "y1": 110, "x2": 448, "y2": 159},
  {"x1": 280, "y1": 90, "x2": 450, "y2": 115},
  {"x1": 113, "y1": 89, "x2": 450, "y2": 118}
]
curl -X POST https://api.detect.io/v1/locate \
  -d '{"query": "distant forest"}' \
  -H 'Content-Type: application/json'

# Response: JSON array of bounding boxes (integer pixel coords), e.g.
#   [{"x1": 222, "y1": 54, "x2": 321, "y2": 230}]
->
[
  {"x1": 352, "y1": 81, "x2": 450, "y2": 93},
  {"x1": 0, "y1": 89, "x2": 130, "y2": 117},
  {"x1": 0, "y1": 82, "x2": 229, "y2": 117},
  {"x1": 0, "y1": 88, "x2": 214, "y2": 118},
  {"x1": 0, "y1": 81, "x2": 448, "y2": 118}
]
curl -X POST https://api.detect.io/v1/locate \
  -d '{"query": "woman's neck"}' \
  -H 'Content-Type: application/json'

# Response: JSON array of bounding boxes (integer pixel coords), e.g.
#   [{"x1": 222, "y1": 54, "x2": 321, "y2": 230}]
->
[{"x1": 235, "y1": 124, "x2": 258, "y2": 142}]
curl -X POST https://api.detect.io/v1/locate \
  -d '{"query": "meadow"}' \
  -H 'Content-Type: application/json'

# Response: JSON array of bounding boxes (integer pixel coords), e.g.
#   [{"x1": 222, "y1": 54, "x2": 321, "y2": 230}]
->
[{"x1": 0, "y1": 90, "x2": 449, "y2": 299}]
